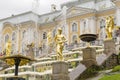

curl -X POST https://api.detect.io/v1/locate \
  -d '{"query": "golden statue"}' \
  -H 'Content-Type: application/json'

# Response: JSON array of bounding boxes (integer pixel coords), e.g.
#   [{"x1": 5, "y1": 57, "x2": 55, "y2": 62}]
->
[
  {"x1": 47, "y1": 31, "x2": 52, "y2": 46},
  {"x1": 6, "y1": 39, "x2": 12, "y2": 56},
  {"x1": 54, "y1": 28, "x2": 67, "y2": 61},
  {"x1": 105, "y1": 16, "x2": 114, "y2": 39}
]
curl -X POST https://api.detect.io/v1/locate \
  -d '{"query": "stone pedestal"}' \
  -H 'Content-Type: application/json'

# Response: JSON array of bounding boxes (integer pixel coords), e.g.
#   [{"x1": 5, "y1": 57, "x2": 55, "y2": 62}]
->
[
  {"x1": 81, "y1": 47, "x2": 97, "y2": 67},
  {"x1": 104, "y1": 39, "x2": 116, "y2": 55},
  {"x1": 52, "y1": 61, "x2": 70, "y2": 80}
]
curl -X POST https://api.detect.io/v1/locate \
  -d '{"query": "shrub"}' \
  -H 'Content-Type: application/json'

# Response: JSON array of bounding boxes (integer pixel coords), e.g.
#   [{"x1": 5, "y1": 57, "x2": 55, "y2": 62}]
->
[
  {"x1": 78, "y1": 65, "x2": 99, "y2": 79},
  {"x1": 112, "y1": 65, "x2": 120, "y2": 72}
]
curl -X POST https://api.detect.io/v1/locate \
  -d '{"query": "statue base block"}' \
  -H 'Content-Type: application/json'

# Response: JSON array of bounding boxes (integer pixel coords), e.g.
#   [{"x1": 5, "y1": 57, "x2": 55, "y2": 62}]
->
[
  {"x1": 52, "y1": 61, "x2": 70, "y2": 80},
  {"x1": 104, "y1": 39, "x2": 116, "y2": 55},
  {"x1": 7, "y1": 77, "x2": 25, "y2": 80},
  {"x1": 81, "y1": 47, "x2": 97, "y2": 67}
]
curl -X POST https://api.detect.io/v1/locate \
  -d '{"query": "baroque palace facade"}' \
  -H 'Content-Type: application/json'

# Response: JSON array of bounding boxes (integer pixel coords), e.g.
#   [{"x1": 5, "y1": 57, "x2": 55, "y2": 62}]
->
[{"x1": 0, "y1": 0, "x2": 120, "y2": 80}]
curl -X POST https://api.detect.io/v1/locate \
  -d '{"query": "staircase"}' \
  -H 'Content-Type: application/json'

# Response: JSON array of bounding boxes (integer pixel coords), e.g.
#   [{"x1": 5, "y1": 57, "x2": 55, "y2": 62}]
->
[
  {"x1": 69, "y1": 50, "x2": 117, "y2": 80},
  {"x1": 69, "y1": 63, "x2": 86, "y2": 80}
]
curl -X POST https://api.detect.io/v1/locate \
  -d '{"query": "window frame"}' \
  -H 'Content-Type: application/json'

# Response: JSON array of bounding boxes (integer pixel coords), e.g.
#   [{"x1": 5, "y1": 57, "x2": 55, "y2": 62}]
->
[{"x1": 71, "y1": 22, "x2": 78, "y2": 32}]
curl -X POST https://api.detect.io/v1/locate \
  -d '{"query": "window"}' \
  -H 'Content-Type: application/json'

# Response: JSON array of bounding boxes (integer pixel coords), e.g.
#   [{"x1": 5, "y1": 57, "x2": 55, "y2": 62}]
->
[
  {"x1": 114, "y1": 17, "x2": 116, "y2": 26},
  {"x1": 5, "y1": 34, "x2": 9, "y2": 43},
  {"x1": 52, "y1": 29, "x2": 56, "y2": 37},
  {"x1": 22, "y1": 30, "x2": 26, "y2": 39},
  {"x1": 62, "y1": 26, "x2": 65, "y2": 33},
  {"x1": 99, "y1": 31, "x2": 103, "y2": 39},
  {"x1": 83, "y1": 21, "x2": 86, "y2": 28},
  {"x1": 72, "y1": 35, "x2": 77, "y2": 43},
  {"x1": 72, "y1": 23, "x2": 77, "y2": 32},
  {"x1": 43, "y1": 32, "x2": 47, "y2": 39},
  {"x1": 22, "y1": 44, "x2": 25, "y2": 54},
  {"x1": 83, "y1": 21, "x2": 86, "y2": 32},
  {"x1": 12, "y1": 43, "x2": 15, "y2": 54},
  {"x1": 34, "y1": 31, "x2": 36, "y2": 39},
  {"x1": 100, "y1": 19, "x2": 105, "y2": 29},
  {"x1": 12, "y1": 32, "x2": 16, "y2": 41}
]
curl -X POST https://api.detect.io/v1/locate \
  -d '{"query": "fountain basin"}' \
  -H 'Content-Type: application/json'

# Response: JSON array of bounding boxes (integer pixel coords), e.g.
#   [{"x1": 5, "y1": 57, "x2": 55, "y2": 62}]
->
[{"x1": 79, "y1": 34, "x2": 97, "y2": 42}]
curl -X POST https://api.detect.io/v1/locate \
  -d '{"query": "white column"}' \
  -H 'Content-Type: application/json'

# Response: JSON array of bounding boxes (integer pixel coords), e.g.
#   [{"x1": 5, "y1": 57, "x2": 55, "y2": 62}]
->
[
  {"x1": 16, "y1": 26, "x2": 19, "y2": 53},
  {"x1": 80, "y1": 19, "x2": 84, "y2": 34},
  {"x1": 86, "y1": 19, "x2": 89, "y2": 33},
  {"x1": 116, "y1": 7, "x2": 120, "y2": 26},
  {"x1": 62, "y1": 6, "x2": 68, "y2": 43},
  {"x1": 89, "y1": 16, "x2": 97, "y2": 34},
  {"x1": 28, "y1": 28, "x2": 31, "y2": 44},
  {"x1": 103, "y1": 27, "x2": 106, "y2": 40}
]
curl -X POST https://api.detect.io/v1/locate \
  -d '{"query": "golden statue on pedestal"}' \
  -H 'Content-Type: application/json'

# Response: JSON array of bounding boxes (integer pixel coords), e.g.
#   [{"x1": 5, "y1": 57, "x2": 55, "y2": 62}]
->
[
  {"x1": 105, "y1": 16, "x2": 114, "y2": 39},
  {"x1": 6, "y1": 40, "x2": 12, "y2": 56},
  {"x1": 54, "y1": 28, "x2": 67, "y2": 61}
]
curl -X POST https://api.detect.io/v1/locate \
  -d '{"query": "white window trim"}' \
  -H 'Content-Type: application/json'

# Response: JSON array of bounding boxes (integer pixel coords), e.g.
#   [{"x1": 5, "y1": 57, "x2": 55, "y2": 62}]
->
[
  {"x1": 12, "y1": 31, "x2": 16, "y2": 41},
  {"x1": 43, "y1": 32, "x2": 47, "y2": 39},
  {"x1": 4, "y1": 34, "x2": 10, "y2": 50},
  {"x1": 71, "y1": 21, "x2": 78, "y2": 32}
]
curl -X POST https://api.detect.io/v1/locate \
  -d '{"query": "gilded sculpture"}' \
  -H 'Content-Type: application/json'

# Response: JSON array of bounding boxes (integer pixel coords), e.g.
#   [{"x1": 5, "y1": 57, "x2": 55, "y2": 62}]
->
[
  {"x1": 6, "y1": 39, "x2": 12, "y2": 56},
  {"x1": 47, "y1": 31, "x2": 52, "y2": 46},
  {"x1": 105, "y1": 16, "x2": 114, "y2": 39},
  {"x1": 54, "y1": 28, "x2": 67, "y2": 61}
]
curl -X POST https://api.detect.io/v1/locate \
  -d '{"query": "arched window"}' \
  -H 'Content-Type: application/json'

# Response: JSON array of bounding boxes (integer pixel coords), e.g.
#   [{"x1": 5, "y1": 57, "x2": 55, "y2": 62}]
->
[
  {"x1": 43, "y1": 32, "x2": 47, "y2": 39},
  {"x1": 22, "y1": 44, "x2": 25, "y2": 54},
  {"x1": 83, "y1": 21, "x2": 86, "y2": 32},
  {"x1": 114, "y1": 17, "x2": 116, "y2": 26},
  {"x1": 62, "y1": 26, "x2": 65, "y2": 33},
  {"x1": 100, "y1": 19, "x2": 105, "y2": 29},
  {"x1": 5, "y1": 34, "x2": 9, "y2": 43},
  {"x1": 72, "y1": 23, "x2": 77, "y2": 32},
  {"x1": 12, "y1": 43, "x2": 15, "y2": 54},
  {"x1": 83, "y1": 21, "x2": 86, "y2": 28},
  {"x1": 12, "y1": 32, "x2": 16, "y2": 41},
  {"x1": 22, "y1": 30, "x2": 26, "y2": 39},
  {"x1": 34, "y1": 31, "x2": 36, "y2": 39},
  {"x1": 52, "y1": 29, "x2": 56, "y2": 37},
  {"x1": 72, "y1": 35, "x2": 77, "y2": 43}
]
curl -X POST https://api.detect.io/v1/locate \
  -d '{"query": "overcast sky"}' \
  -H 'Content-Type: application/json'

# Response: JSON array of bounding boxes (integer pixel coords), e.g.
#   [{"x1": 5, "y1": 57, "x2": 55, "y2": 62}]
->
[{"x1": 0, "y1": 0, "x2": 75, "y2": 19}]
